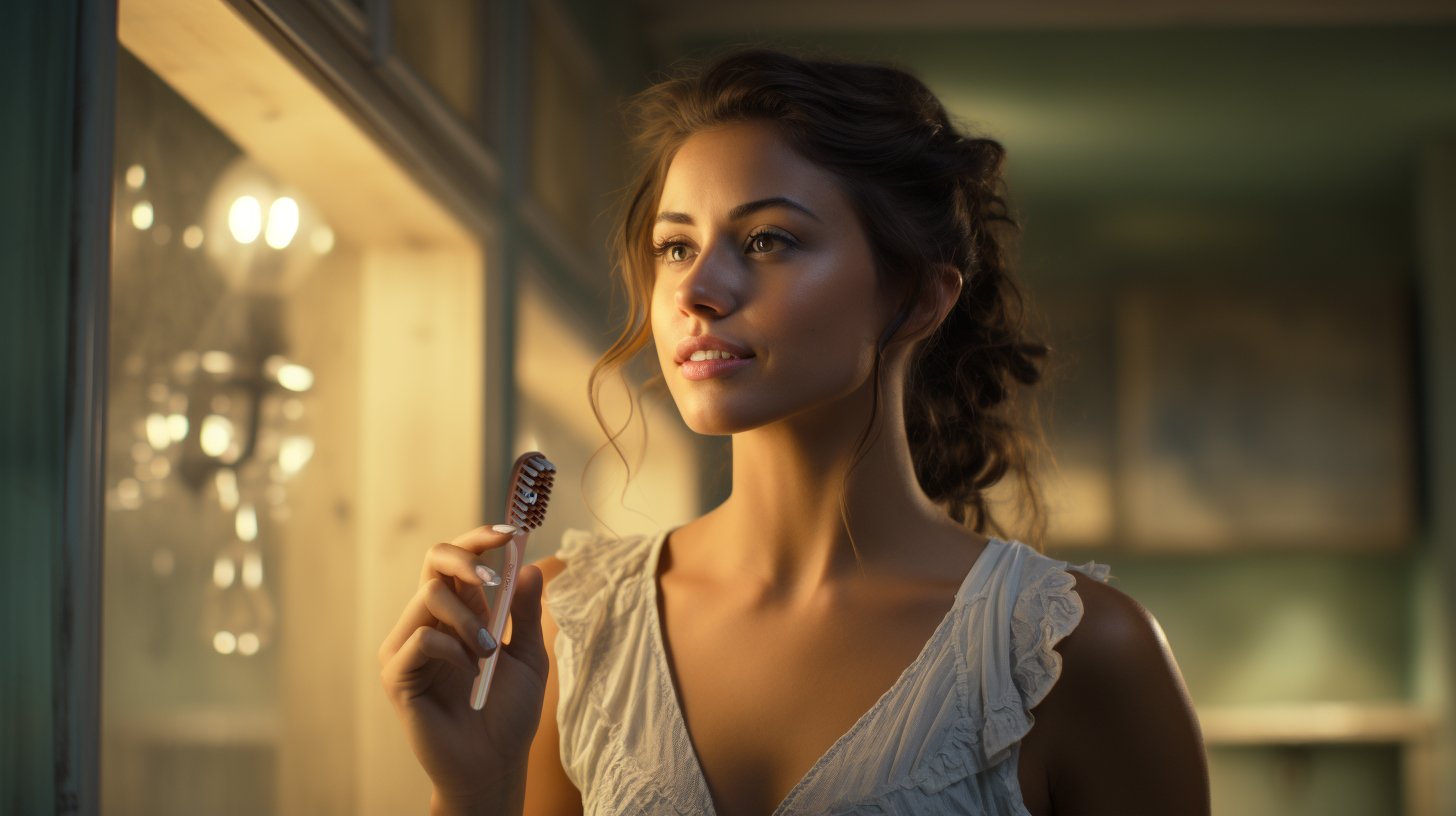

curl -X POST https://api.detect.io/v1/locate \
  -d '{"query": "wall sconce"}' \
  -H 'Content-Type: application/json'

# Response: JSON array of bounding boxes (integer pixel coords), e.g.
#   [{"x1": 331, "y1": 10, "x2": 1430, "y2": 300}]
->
[{"x1": 110, "y1": 154, "x2": 332, "y2": 658}]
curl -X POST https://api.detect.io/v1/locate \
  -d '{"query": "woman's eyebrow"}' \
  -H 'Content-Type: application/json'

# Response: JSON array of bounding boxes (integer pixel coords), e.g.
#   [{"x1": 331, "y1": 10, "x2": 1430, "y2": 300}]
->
[{"x1": 654, "y1": 196, "x2": 822, "y2": 225}]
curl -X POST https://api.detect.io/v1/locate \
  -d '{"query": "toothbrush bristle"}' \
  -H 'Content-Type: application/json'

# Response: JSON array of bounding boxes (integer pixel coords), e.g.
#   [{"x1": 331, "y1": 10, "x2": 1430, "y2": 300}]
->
[{"x1": 507, "y1": 451, "x2": 554, "y2": 530}]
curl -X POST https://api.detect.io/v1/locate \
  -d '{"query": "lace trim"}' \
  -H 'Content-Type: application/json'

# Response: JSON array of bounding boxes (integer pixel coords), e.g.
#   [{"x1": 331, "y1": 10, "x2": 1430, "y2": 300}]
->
[{"x1": 981, "y1": 558, "x2": 1110, "y2": 765}]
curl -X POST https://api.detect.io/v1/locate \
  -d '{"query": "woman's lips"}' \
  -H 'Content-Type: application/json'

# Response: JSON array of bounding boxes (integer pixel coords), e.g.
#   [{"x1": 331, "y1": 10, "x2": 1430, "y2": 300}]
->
[{"x1": 678, "y1": 356, "x2": 754, "y2": 381}]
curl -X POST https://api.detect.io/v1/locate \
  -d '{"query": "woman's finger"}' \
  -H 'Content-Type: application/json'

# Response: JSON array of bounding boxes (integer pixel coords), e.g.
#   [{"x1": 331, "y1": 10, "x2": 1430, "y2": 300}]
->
[
  {"x1": 381, "y1": 625, "x2": 477, "y2": 690},
  {"x1": 449, "y1": 523, "x2": 522, "y2": 555},
  {"x1": 379, "y1": 578, "x2": 494, "y2": 667},
  {"x1": 419, "y1": 540, "x2": 502, "y2": 589}
]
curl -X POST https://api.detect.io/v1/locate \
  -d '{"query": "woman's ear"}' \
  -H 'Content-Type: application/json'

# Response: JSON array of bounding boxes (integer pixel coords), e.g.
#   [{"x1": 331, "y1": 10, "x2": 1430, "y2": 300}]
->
[
  {"x1": 928, "y1": 263, "x2": 963, "y2": 332},
  {"x1": 879, "y1": 265, "x2": 960, "y2": 346},
  {"x1": 896, "y1": 264, "x2": 963, "y2": 345}
]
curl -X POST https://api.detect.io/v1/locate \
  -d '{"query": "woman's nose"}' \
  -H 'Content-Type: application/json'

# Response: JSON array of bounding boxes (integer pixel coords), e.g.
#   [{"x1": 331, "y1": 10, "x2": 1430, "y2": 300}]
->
[{"x1": 675, "y1": 239, "x2": 739, "y2": 318}]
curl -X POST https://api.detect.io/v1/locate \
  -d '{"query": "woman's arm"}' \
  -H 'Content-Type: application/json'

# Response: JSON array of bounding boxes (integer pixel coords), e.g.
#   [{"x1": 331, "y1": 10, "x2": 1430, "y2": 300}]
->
[
  {"x1": 522, "y1": 556, "x2": 585, "y2": 815},
  {"x1": 1021, "y1": 572, "x2": 1211, "y2": 816}
]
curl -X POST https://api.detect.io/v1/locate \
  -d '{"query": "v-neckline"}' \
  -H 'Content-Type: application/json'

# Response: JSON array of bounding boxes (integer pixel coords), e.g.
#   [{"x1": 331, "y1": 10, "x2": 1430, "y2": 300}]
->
[{"x1": 644, "y1": 526, "x2": 1002, "y2": 816}]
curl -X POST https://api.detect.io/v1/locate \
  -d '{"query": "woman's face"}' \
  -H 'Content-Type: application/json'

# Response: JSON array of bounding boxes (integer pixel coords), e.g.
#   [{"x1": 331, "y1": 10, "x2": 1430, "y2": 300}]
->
[{"x1": 650, "y1": 120, "x2": 890, "y2": 436}]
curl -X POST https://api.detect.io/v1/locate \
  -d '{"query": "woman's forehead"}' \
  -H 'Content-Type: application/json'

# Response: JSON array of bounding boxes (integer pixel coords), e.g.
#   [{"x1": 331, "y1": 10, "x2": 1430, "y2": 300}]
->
[{"x1": 656, "y1": 122, "x2": 846, "y2": 222}]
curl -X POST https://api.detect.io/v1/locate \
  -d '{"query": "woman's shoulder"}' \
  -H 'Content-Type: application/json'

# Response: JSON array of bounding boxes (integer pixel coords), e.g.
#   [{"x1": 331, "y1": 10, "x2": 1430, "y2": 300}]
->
[
  {"x1": 1052, "y1": 571, "x2": 1186, "y2": 703},
  {"x1": 994, "y1": 542, "x2": 1158, "y2": 707},
  {"x1": 1020, "y1": 570, "x2": 1210, "y2": 812}
]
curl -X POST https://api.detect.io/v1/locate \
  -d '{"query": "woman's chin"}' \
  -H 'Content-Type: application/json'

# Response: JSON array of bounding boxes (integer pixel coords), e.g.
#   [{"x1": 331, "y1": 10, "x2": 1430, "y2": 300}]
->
[
  {"x1": 676, "y1": 402, "x2": 773, "y2": 437},
  {"x1": 680, "y1": 415, "x2": 753, "y2": 437}
]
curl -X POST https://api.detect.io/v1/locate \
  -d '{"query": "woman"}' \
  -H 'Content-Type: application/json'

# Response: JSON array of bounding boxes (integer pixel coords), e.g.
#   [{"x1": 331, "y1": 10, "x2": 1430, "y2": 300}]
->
[{"x1": 379, "y1": 48, "x2": 1209, "y2": 815}]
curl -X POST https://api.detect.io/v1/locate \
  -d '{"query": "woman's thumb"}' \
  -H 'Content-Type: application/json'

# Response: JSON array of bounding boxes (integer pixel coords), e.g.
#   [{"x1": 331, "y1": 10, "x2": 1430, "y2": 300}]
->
[{"x1": 505, "y1": 564, "x2": 548, "y2": 680}]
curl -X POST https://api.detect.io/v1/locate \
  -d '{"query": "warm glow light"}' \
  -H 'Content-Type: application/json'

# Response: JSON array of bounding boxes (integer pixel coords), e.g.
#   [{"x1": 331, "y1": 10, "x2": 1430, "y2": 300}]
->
[
  {"x1": 213, "y1": 631, "x2": 237, "y2": 654},
  {"x1": 131, "y1": 442, "x2": 152, "y2": 463},
  {"x1": 310, "y1": 225, "x2": 335, "y2": 255},
  {"x1": 237, "y1": 632, "x2": 260, "y2": 656},
  {"x1": 265, "y1": 197, "x2": 300, "y2": 249},
  {"x1": 200, "y1": 414, "x2": 234, "y2": 457},
  {"x1": 282, "y1": 398, "x2": 304, "y2": 421},
  {"x1": 278, "y1": 436, "x2": 314, "y2": 477},
  {"x1": 242, "y1": 551, "x2": 263, "y2": 588},
  {"x1": 277, "y1": 364, "x2": 313, "y2": 392},
  {"x1": 151, "y1": 548, "x2": 175, "y2": 577},
  {"x1": 148, "y1": 457, "x2": 170, "y2": 479},
  {"x1": 145, "y1": 413, "x2": 171, "y2": 449},
  {"x1": 131, "y1": 201, "x2": 154, "y2": 230},
  {"x1": 182, "y1": 225, "x2": 204, "y2": 249},
  {"x1": 167, "y1": 413, "x2": 188, "y2": 441},
  {"x1": 236, "y1": 503, "x2": 258, "y2": 542},
  {"x1": 213, "y1": 556, "x2": 236, "y2": 588},
  {"x1": 200, "y1": 350, "x2": 235, "y2": 375},
  {"x1": 116, "y1": 478, "x2": 142, "y2": 508},
  {"x1": 228, "y1": 195, "x2": 263, "y2": 244},
  {"x1": 215, "y1": 468, "x2": 239, "y2": 512},
  {"x1": 265, "y1": 355, "x2": 315, "y2": 392},
  {"x1": 125, "y1": 164, "x2": 146, "y2": 189}
]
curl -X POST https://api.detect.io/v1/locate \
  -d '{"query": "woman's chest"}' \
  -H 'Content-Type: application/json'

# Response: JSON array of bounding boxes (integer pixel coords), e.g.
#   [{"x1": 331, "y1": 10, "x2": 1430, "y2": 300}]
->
[{"x1": 657, "y1": 589, "x2": 954, "y2": 815}]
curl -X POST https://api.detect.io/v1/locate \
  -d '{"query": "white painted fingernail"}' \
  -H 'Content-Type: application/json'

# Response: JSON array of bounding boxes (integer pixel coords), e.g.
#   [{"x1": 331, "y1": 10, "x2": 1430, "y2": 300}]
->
[
  {"x1": 492, "y1": 524, "x2": 518, "y2": 535},
  {"x1": 476, "y1": 564, "x2": 500, "y2": 587}
]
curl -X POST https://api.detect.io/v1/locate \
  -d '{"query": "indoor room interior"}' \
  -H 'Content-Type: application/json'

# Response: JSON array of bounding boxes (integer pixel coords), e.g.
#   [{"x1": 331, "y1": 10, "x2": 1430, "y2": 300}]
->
[{"x1": 6, "y1": 1, "x2": 1456, "y2": 814}]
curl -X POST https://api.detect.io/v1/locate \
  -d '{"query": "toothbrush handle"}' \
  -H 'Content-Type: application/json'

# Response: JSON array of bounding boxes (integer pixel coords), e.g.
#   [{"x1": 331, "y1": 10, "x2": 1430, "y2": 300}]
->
[{"x1": 470, "y1": 532, "x2": 524, "y2": 711}]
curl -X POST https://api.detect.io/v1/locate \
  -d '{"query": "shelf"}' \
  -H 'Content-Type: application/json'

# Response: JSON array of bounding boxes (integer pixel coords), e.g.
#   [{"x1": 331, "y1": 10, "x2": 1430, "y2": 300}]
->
[{"x1": 1198, "y1": 702, "x2": 1435, "y2": 746}]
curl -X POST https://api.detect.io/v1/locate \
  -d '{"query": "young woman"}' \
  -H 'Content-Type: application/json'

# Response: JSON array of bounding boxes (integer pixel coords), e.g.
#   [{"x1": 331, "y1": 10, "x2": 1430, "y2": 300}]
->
[{"x1": 379, "y1": 48, "x2": 1209, "y2": 815}]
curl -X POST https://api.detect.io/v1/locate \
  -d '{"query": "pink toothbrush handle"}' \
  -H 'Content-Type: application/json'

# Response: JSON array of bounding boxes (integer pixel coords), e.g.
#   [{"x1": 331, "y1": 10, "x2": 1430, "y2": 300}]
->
[{"x1": 470, "y1": 531, "x2": 524, "y2": 710}]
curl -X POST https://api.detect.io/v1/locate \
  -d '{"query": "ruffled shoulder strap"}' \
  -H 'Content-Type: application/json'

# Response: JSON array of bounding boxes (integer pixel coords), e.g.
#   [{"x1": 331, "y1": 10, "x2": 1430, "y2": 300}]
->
[
  {"x1": 973, "y1": 540, "x2": 1111, "y2": 767},
  {"x1": 546, "y1": 527, "x2": 659, "y2": 640}
]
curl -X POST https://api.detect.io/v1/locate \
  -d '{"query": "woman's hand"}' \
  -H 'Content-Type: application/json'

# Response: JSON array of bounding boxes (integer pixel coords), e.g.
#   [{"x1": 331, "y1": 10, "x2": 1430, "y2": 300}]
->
[{"x1": 378, "y1": 524, "x2": 550, "y2": 813}]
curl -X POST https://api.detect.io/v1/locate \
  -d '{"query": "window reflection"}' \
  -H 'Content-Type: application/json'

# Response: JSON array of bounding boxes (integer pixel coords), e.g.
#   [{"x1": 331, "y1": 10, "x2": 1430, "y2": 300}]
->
[
  {"x1": 103, "y1": 48, "x2": 331, "y2": 816},
  {"x1": 112, "y1": 0, "x2": 492, "y2": 806}
]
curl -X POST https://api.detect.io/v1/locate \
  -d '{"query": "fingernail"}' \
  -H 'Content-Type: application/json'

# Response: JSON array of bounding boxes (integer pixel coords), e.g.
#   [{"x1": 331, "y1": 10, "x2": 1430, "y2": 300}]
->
[
  {"x1": 477, "y1": 627, "x2": 497, "y2": 655},
  {"x1": 476, "y1": 564, "x2": 500, "y2": 587},
  {"x1": 492, "y1": 524, "x2": 518, "y2": 535}
]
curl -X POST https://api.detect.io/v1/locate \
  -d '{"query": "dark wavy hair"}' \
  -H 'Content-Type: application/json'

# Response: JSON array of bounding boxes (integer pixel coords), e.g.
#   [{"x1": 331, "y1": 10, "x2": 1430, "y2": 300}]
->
[{"x1": 587, "y1": 47, "x2": 1049, "y2": 542}]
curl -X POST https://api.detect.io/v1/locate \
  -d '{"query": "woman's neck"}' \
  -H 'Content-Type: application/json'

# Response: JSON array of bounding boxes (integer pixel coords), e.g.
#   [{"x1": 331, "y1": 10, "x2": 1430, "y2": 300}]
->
[{"x1": 688, "y1": 377, "x2": 980, "y2": 603}]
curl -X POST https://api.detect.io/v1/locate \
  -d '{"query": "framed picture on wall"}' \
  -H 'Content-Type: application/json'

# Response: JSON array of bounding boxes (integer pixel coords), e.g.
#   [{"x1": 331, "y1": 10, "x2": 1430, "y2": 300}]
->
[{"x1": 1115, "y1": 282, "x2": 1415, "y2": 551}]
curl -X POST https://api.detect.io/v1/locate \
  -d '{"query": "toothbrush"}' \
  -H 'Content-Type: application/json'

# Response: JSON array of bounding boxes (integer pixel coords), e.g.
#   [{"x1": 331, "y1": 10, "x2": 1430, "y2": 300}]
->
[{"x1": 470, "y1": 451, "x2": 556, "y2": 711}]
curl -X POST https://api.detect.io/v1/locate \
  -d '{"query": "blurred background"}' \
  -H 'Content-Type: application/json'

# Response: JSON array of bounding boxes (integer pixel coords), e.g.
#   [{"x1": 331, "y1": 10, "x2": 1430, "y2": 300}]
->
[{"x1": 93, "y1": 1, "x2": 1455, "y2": 814}]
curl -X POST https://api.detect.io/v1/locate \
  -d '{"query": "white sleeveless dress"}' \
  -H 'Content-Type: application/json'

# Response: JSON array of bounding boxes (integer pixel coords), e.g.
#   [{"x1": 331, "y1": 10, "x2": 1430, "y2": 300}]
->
[{"x1": 546, "y1": 527, "x2": 1111, "y2": 815}]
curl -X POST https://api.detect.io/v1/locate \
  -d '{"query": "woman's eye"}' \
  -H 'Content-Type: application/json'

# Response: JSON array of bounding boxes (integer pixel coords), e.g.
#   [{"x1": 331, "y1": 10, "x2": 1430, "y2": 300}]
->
[
  {"x1": 653, "y1": 240, "x2": 696, "y2": 264},
  {"x1": 747, "y1": 231, "x2": 792, "y2": 254}
]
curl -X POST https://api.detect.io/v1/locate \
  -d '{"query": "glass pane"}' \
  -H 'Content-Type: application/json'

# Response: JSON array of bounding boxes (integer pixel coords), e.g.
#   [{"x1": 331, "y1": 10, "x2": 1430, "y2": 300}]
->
[
  {"x1": 392, "y1": 0, "x2": 495, "y2": 138},
  {"x1": 104, "y1": 48, "x2": 338, "y2": 815},
  {"x1": 103, "y1": 45, "x2": 485, "y2": 815}
]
